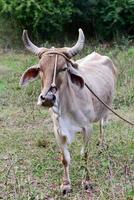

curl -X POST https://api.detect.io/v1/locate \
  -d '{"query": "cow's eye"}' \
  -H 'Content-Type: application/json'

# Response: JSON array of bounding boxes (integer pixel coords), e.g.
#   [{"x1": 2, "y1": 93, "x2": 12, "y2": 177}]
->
[{"x1": 57, "y1": 67, "x2": 67, "y2": 74}]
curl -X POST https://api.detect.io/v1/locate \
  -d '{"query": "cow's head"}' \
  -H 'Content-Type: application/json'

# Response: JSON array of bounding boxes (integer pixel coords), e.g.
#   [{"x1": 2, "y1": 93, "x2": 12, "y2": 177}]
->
[{"x1": 20, "y1": 29, "x2": 85, "y2": 107}]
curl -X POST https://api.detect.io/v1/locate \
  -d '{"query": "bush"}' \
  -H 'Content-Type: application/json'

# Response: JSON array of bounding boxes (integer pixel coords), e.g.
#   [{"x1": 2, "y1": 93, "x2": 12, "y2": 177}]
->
[
  {"x1": 72, "y1": 0, "x2": 134, "y2": 40},
  {"x1": 0, "y1": 0, "x2": 134, "y2": 41},
  {"x1": 0, "y1": 0, "x2": 74, "y2": 40}
]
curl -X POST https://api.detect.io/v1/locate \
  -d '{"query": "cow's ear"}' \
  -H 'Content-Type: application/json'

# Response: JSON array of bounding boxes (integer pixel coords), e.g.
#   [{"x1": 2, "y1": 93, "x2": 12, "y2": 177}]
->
[
  {"x1": 20, "y1": 66, "x2": 40, "y2": 86},
  {"x1": 68, "y1": 67, "x2": 84, "y2": 88}
]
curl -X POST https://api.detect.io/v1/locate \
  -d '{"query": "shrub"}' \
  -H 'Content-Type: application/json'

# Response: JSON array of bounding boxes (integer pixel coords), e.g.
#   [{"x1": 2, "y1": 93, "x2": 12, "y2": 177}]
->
[
  {"x1": 0, "y1": 0, "x2": 133, "y2": 40},
  {"x1": 0, "y1": 0, "x2": 74, "y2": 40},
  {"x1": 72, "y1": 0, "x2": 134, "y2": 40}
]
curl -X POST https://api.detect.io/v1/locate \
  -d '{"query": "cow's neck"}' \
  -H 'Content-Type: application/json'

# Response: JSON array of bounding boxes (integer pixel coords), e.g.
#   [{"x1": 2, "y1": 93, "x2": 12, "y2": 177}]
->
[{"x1": 52, "y1": 72, "x2": 87, "y2": 120}]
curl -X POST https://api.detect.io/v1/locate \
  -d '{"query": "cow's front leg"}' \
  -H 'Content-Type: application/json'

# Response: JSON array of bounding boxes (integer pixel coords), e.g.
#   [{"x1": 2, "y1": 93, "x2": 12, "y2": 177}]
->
[
  {"x1": 60, "y1": 145, "x2": 72, "y2": 195},
  {"x1": 51, "y1": 112, "x2": 72, "y2": 195}
]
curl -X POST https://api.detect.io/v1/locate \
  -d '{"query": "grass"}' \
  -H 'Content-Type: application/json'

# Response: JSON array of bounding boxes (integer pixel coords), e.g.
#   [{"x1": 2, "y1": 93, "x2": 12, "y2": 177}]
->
[{"x1": 0, "y1": 45, "x2": 134, "y2": 200}]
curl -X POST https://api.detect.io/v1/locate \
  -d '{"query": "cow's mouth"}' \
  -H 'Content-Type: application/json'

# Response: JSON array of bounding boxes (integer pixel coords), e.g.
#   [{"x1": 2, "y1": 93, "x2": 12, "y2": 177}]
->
[
  {"x1": 37, "y1": 86, "x2": 57, "y2": 107},
  {"x1": 41, "y1": 95, "x2": 56, "y2": 107},
  {"x1": 37, "y1": 92, "x2": 56, "y2": 107}
]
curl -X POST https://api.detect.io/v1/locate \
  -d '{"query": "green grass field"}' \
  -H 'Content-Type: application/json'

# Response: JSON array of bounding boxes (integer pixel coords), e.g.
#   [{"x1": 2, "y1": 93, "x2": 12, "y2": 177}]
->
[{"x1": 0, "y1": 45, "x2": 134, "y2": 200}]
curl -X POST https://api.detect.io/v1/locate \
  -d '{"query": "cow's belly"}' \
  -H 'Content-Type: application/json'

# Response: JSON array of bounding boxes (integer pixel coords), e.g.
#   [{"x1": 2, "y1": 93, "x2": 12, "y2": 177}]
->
[
  {"x1": 52, "y1": 110, "x2": 90, "y2": 144},
  {"x1": 59, "y1": 116, "x2": 82, "y2": 143}
]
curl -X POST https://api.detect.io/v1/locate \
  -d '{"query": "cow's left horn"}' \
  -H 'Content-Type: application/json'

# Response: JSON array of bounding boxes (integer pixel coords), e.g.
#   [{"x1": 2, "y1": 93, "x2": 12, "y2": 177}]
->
[
  {"x1": 22, "y1": 30, "x2": 43, "y2": 55},
  {"x1": 67, "y1": 28, "x2": 85, "y2": 57}
]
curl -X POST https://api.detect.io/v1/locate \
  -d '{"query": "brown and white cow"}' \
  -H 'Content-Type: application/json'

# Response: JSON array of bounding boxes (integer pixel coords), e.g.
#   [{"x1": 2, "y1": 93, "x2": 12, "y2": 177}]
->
[{"x1": 20, "y1": 29, "x2": 116, "y2": 194}]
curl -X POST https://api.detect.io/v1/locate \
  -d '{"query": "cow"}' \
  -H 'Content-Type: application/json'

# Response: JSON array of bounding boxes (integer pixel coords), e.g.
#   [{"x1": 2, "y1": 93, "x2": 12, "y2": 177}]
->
[{"x1": 20, "y1": 29, "x2": 117, "y2": 195}]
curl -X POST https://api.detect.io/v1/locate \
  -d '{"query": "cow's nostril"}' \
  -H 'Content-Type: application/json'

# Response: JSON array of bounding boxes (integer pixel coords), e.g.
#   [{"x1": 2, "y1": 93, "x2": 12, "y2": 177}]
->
[
  {"x1": 40, "y1": 95, "x2": 45, "y2": 100},
  {"x1": 53, "y1": 95, "x2": 56, "y2": 102}
]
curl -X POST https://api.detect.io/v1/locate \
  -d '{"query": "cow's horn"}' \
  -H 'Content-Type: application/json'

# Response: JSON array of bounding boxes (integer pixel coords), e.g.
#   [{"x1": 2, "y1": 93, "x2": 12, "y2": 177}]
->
[
  {"x1": 22, "y1": 30, "x2": 43, "y2": 55},
  {"x1": 67, "y1": 28, "x2": 85, "y2": 57}
]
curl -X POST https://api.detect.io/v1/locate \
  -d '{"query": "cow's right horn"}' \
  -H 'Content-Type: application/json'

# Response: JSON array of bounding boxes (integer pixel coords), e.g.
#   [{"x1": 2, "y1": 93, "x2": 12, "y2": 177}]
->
[
  {"x1": 67, "y1": 28, "x2": 85, "y2": 58},
  {"x1": 22, "y1": 30, "x2": 44, "y2": 55}
]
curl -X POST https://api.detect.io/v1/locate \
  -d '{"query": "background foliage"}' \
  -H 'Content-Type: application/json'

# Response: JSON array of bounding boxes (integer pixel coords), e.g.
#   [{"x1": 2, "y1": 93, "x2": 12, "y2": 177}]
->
[{"x1": 0, "y1": 0, "x2": 134, "y2": 42}]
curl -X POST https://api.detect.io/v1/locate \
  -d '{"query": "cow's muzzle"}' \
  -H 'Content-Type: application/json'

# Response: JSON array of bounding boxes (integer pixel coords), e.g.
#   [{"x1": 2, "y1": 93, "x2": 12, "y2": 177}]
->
[
  {"x1": 37, "y1": 87, "x2": 57, "y2": 107},
  {"x1": 41, "y1": 93, "x2": 56, "y2": 107}
]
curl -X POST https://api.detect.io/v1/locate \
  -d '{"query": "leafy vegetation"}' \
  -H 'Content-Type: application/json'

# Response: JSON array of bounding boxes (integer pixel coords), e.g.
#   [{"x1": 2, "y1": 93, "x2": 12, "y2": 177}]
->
[
  {"x1": 0, "y1": 0, "x2": 134, "y2": 40},
  {"x1": 0, "y1": 45, "x2": 133, "y2": 199}
]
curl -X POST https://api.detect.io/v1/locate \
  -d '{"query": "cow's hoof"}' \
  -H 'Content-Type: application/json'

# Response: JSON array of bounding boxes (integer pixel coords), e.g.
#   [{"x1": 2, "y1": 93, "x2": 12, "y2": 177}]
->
[
  {"x1": 61, "y1": 184, "x2": 72, "y2": 196},
  {"x1": 97, "y1": 142, "x2": 109, "y2": 150},
  {"x1": 101, "y1": 143, "x2": 109, "y2": 151},
  {"x1": 82, "y1": 180, "x2": 94, "y2": 191}
]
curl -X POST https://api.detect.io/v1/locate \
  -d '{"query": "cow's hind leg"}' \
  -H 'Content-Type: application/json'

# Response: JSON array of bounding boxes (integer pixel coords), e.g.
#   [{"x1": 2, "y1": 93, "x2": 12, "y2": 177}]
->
[
  {"x1": 98, "y1": 117, "x2": 109, "y2": 149},
  {"x1": 60, "y1": 144, "x2": 72, "y2": 195},
  {"x1": 81, "y1": 126, "x2": 93, "y2": 191},
  {"x1": 81, "y1": 126, "x2": 92, "y2": 161},
  {"x1": 99, "y1": 118, "x2": 105, "y2": 145}
]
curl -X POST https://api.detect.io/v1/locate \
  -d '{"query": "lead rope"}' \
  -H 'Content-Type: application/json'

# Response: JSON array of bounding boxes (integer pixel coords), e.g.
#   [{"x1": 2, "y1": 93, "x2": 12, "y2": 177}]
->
[
  {"x1": 39, "y1": 51, "x2": 134, "y2": 126},
  {"x1": 51, "y1": 54, "x2": 58, "y2": 88},
  {"x1": 85, "y1": 82, "x2": 134, "y2": 126}
]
